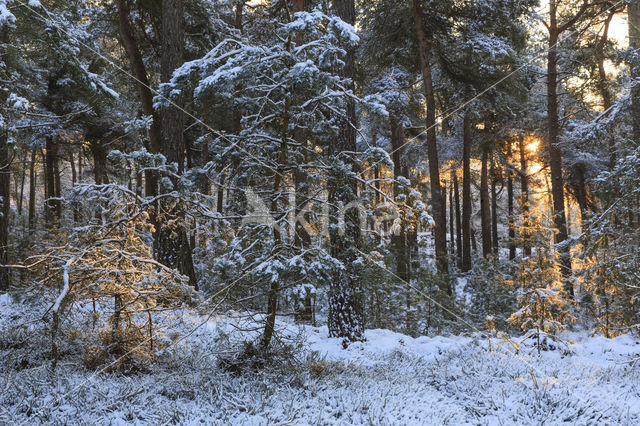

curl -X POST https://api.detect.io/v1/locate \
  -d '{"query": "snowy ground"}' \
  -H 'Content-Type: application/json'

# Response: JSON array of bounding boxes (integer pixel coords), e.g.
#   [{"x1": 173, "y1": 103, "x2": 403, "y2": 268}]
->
[{"x1": 1, "y1": 293, "x2": 640, "y2": 425}]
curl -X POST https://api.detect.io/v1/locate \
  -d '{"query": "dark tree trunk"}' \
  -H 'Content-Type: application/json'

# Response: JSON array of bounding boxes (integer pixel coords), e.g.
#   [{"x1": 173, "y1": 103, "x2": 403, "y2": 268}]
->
[
  {"x1": 490, "y1": 159, "x2": 499, "y2": 257},
  {"x1": 28, "y1": 149, "x2": 37, "y2": 231},
  {"x1": 629, "y1": 0, "x2": 640, "y2": 146},
  {"x1": 115, "y1": 0, "x2": 162, "y2": 196},
  {"x1": 545, "y1": 0, "x2": 589, "y2": 296},
  {"x1": 327, "y1": 0, "x2": 364, "y2": 343},
  {"x1": 454, "y1": 172, "x2": 462, "y2": 268},
  {"x1": 0, "y1": 98, "x2": 9, "y2": 291},
  {"x1": 44, "y1": 136, "x2": 61, "y2": 226},
  {"x1": 89, "y1": 141, "x2": 109, "y2": 185},
  {"x1": 507, "y1": 142, "x2": 516, "y2": 260},
  {"x1": 155, "y1": 0, "x2": 197, "y2": 287},
  {"x1": 413, "y1": 0, "x2": 448, "y2": 278},
  {"x1": 17, "y1": 150, "x2": 27, "y2": 215},
  {"x1": 461, "y1": 99, "x2": 473, "y2": 271},
  {"x1": 480, "y1": 144, "x2": 492, "y2": 257},
  {"x1": 519, "y1": 136, "x2": 531, "y2": 257},
  {"x1": 449, "y1": 179, "x2": 454, "y2": 257},
  {"x1": 391, "y1": 115, "x2": 409, "y2": 283}
]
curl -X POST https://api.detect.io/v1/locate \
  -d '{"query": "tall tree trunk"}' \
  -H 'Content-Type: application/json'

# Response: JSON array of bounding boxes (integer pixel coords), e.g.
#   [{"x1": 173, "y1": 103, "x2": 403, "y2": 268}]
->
[
  {"x1": 391, "y1": 115, "x2": 409, "y2": 283},
  {"x1": 115, "y1": 0, "x2": 162, "y2": 196},
  {"x1": 44, "y1": 136, "x2": 61, "y2": 226},
  {"x1": 461, "y1": 96, "x2": 473, "y2": 271},
  {"x1": 156, "y1": 0, "x2": 197, "y2": 287},
  {"x1": 545, "y1": 0, "x2": 589, "y2": 296},
  {"x1": 454, "y1": 171, "x2": 462, "y2": 268},
  {"x1": 629, "y1": 0, "x2": 640, "y2": 146},
  {"x1": 449, "y1": 179, "x2": 454, "y2": 257},
  {"x1": 480, "y1": 144, "x2": 492, "y2": 257},
  {"x1": 413, "y1": 0, "x2": 448, "y2": 278},
  {"x1": 490, "y1": 158, "x2": 499, "y2": 257},
  {"x1": 598, "y1": 10, "x2": 616, "y2": 169},
  {"x1": 17, "y1": 150, "x2": 27, "y2": 215},
  {"x1": 28, "y1": 149, "x2": 37, "y2": 231},
  {"x1": 0, "y1": 64, "x2": 9, "y2": 290},
  {"x1": 519, "y1": 136, "x2": 531, "y2": 257},
  {"x1": 507, "y1": 142, "x2": 516, "y2": 260},
  {"x1": 327, "y1": 0, "x2": 364, "y2": 343}
]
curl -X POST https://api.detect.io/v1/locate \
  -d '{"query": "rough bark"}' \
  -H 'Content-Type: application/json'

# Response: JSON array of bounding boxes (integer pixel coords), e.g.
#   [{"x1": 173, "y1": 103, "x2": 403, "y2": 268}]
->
[
  {"x1": 156, "y1": 0, "x2": 197, "y2": 287},
  {"x1": 480, "y1": 144, "x2": 492, "y2": 257},
  {"x1": 453, "y1": 172, "x2": 462, "y2": 268},
  {"x1": 44, "y1": 136, "x2": 61, "y2": 225},
  {"x1": 115, "y1": 0, "x2": 162, "y2": 196},
  {"x1": 28, "y1": 149, "x2": 37, "y2": 231},
  {"x1": 629, "y1": 0, "x2": 640, "y2": 146},
  {"x1": 545, "y1": 0, "x2": 589, "y2": 296},
  {"x1": 490, "y1": 158, "x2": 499, "y2": 257},
  {"x1": 413, "y1": 0, "x2": 448, "y2": 277},
  {"x1": 507, "y1": 142, "x2": 516, "y2": 260},
  {"x1": 327, "y1": 0, "x2": 364, "y2": 343},
  {"x1": 0, "y1": 83, "x2": 9, "y2": 290},
  {"x1": 519, "y1": 136, "x2": 531, "y2": 257},
  {"x1": 461, "y1": 97, "x2": 473, "y2": 271}
]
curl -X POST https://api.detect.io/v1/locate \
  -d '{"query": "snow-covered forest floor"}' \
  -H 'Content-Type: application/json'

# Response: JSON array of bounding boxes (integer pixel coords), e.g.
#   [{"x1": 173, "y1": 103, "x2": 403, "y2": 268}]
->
[{"x1": 1, "y1": 293, "x2": 640, "y2": 425}]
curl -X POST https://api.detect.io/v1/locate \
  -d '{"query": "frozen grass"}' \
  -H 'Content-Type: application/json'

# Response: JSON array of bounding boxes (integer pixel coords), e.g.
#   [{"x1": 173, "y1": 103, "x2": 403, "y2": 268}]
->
[{"x1": 1, "y1": 293, "x2": 640, "y2": 425}]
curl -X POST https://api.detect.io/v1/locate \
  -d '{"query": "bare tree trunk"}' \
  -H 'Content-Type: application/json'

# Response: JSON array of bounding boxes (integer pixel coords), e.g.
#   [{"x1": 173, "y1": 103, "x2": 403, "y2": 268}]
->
[
  {"x1": 327, "y1": 0, "x2": 364, "y2": 343},
  {"x1": 519, "y1": 136, "x2": 531, "y2": 257},
  {"x1": 28, "y1": 149, "x2": 37, "y2": 231},
  {"x1": 545, "y1": 0, "x2": 589, "y2": 296},
  {"x1": 155, "y1": 0, "x2": 197, "y2": 287},
  {"x1": 17, "y1": 150, "x2": 27, "y2": 216},
  {"x1": 44, "y1": 136, "x2": 61, "y2": 226},
  {"x1": 507, "y1": 142, "x2": 516, "y2": 260},
  {"x1": 0, "y1": 75, "x2": 9, "y2": 290},
  {"x1": 629, "y1": 0, "x2": 640, "y2": 146},
  {"x1": 461, "y1": 97, "x2": 473, "y2": 271},
  {"x1": 490, "y1": 158, "x2": 499, "y2": 257},
  {"x1": 454, "y1": 172, "x2": 462, "y2": 268},
  {"x1": 480, "y1": 144, "x2": 492, "y2": 257}
]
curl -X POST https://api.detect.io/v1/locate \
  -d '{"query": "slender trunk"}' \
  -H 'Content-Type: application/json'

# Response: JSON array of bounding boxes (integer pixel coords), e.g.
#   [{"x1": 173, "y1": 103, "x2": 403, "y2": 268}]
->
[
  {"x1": 17, "y1": 150, "x2": 27, "y2": 215},
  {"x1": 629, "y1": 0, "x2": 640, "y2": 146},
  {"x1": 490, "y1": 158, "x2": 499, "y2": 257},
  {"x1": 0, "y1": 79, "x2": 9, "y2": 290},
  {"x1": 413, "y1": 0, "x2": 448, "y2": 277},
  {"x1": 507, "y1": 142, "x2": 516, "y2": 260},
  {"x1": 480, "y1": 144, "x2": 492, "y2": 257},
  {"x1": 115, "y1": 0, "x2": 162, "y2": 197},
  {"x1": 519, "y1": 136, "x2": 531, "y2": 257},
  {"x1": 28, "y1": 149, "x2": 37, "y2": 231},
  {"x1": 598, "y1": 11, "x2": 616, "y2": 169},
  {"x1": 461, "y1": 96, "x2": 473, "y2": 271},
  {"x1": 44, "y1": 136, "x2": 60, "y2": 226},
  {"x1": 391, "y1": 116, "x2": 409, "y2": 283},
  {"x1": 454, "y1": 172, "x2": 462, "y2": 268},
  {"x1": 449, "y1": 180, "x2": 454, "y2": 257},
  {"x1": 547, "y1": 0, "x2": 581, "y2": 296}
]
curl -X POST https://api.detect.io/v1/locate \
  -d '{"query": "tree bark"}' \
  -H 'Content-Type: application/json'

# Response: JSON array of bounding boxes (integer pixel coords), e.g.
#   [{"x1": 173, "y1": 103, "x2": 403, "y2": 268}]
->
[
  {"x1": 545, "y1": 0, "x2": 589, "y2": 296},
  {"x1": 490, "y1": 157, "x2": 499, "y2": 257},
  {"x1": 413, "y1": 0, "x2": 448, "y2": 277},
  {"x1": 480, "y1": 144, "x2": 492, "y2": 257},
  {"x1": 44, "y1": 136, "x2": 61, "y2": 226},
  {"x1": 0, "y1": 86, "x2": 9, "y2": 291},
  {"x1": 519, "y1": 136, "x2": 531, "y2": 257},
  {"x1": 28, "y1": 149, "x2": 37, "y2": 231},
  {"x1": 507, "y1": 142, "x2": 516, "y2": 260},
  {"x1": 629, "y1": 0, "x2": 640, "y2": 146},
  {"x1": 155, "y1": 0, "x2": 197, "y2": 287},
  {"x1": 461, "y1": 95, "x2": 473, "y2": 271},
  {"x1": 327, "y1": 0, "x2": 364, "y2": 343},
  {"x1": 453, "y1": 171, "x2": 462, "y2": 268},
  {"x1": 115, "y1": 0, "x2": 162, "y2": 196}
]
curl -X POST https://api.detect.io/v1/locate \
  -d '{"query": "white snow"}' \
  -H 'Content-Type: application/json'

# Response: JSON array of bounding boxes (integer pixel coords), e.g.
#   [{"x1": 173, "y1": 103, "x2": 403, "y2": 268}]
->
[{"x1": 1, "y1": 295, "x2": 640, "y2": 424}]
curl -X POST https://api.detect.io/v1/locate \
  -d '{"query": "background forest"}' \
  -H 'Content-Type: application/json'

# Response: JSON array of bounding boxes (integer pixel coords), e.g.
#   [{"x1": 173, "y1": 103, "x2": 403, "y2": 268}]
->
[{"x1": 1, "y1": 0, "x2": 640, "y2": 421}]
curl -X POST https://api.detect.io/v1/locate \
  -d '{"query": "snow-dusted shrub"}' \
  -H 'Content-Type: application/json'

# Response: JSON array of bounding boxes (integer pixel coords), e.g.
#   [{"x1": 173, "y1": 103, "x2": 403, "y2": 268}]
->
[{"x1": 29, "y1": 182, "x2": 195, "y2": 373}]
